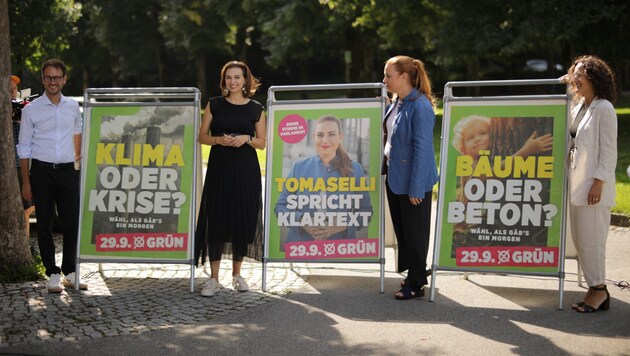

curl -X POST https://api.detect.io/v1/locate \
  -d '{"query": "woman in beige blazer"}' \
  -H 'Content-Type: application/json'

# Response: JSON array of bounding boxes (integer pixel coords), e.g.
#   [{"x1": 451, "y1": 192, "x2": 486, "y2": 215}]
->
[{"x1": 566, "y1": 55, "x2": 617, "y2": 313}]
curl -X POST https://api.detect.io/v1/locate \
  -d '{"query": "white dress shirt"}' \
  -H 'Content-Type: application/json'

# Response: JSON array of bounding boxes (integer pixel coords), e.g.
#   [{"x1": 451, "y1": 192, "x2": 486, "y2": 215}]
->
[{"x1": 17, "y1": 93, "x2": 82, "y2": 163}]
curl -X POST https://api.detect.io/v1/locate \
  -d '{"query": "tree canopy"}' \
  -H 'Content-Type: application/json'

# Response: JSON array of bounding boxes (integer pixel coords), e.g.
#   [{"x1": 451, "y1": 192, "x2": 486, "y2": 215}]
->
[
  {"x1": 7, "y1": 0, "x2": 630, "y2": 99},
  {"x1": 3, "y1": 0, "x2": 630, "y2": 271}
]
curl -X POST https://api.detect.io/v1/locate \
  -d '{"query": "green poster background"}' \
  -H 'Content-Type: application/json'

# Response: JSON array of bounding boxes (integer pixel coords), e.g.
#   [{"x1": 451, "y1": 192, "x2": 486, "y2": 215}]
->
[
  {"x1": 266, "y1": 103, "x2": 382, "y2": 261},
  {"x1": 79, "y1": 105, "x2": 196, "y2": 260},
  {"x1": 438, "y1": 100, "x2": 567, "y2": 273}
]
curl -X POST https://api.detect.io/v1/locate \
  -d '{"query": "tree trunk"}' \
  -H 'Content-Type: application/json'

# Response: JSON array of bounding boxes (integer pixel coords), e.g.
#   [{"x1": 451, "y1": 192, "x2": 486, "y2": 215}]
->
[
  {"x1": 466, "y1": 58, "x2": 480, "y2": 96},
  {"x1": 110, "y1": 54, "x2": 119, "y2": 87},
  {"x1": 196, "y1": 55, "x2": 207, "y2": 101},
  {"x1": 233, "y1": 25, "x2": 247, "y2": 62},
  {"x1": 490, "y1": 117, "x2": 554, "y2": 158},
  {"x1": 0, "y1": 0, "x2": 33, "y2": 268},
  {"x1": 82, "y1": 67, "x2": 89, "y2": 92},
  {"x1": 157, "y1": 44, "x2": 165, "y2": 87},
  {"x1": 298, "y1": 61, "x2": 309, "y2": 99}
]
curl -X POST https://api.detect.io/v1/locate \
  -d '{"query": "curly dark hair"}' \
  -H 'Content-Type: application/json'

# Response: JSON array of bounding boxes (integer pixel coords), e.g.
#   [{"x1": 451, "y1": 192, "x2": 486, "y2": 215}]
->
[{"x1": 568, "y1": 55, "x2": 617, "y2": 104}]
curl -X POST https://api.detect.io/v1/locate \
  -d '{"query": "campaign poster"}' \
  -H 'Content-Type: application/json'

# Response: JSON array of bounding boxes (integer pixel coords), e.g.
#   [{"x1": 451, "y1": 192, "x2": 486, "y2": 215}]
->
[
  {"x1": 79, "y1": 105, "x2": 196, "y2": 260},
  {"x1": 266, "y1": 102, "x2": 382, "y2": 261},
  {"x1": 438, "y1": 100, "x2": 567, "y2": 273}
]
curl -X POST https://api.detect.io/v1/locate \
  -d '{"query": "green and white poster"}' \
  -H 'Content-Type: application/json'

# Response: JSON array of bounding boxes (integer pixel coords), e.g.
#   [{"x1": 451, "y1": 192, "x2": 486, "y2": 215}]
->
[
  {"x1": 438, "y1": 99, "x2": 567, "y2": 273},
  {"x1": 266, "y1": 102, "x2": 382, "y2": 262},
  {"x1": 79, "y1": 104, "x2": 196, "y2": 261}
]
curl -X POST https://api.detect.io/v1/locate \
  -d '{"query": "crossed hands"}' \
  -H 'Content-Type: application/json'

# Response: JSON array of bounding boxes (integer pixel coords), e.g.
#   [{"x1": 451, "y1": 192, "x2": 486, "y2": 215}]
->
[
  {"x1": 219, "y1": 134, "x2": 249, "y2": 147},
  {"x1": 303, "y1": 225, "x2": 348, "y2": 240}
]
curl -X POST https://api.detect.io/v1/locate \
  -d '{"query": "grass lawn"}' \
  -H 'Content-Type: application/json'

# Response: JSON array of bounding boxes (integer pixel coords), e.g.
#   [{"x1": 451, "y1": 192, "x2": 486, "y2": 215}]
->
[{"x1": 613, "y1": 95, "x2": 630, "y2": 216}]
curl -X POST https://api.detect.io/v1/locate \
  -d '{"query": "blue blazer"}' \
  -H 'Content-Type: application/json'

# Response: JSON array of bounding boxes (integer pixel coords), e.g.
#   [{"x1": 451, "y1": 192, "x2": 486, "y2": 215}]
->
[{"x1": 383, "y1": 89, "x2": 439, "y2": 197}]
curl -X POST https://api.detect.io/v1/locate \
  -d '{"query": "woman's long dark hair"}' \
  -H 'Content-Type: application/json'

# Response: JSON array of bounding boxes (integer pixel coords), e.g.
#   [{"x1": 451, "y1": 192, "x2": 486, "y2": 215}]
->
[
  {"x1": 317, "y1": 115, "x2": 353, "y2": 177},
  {"x1": 219, "y1": 60, "x2": 261, "y2": 98}
]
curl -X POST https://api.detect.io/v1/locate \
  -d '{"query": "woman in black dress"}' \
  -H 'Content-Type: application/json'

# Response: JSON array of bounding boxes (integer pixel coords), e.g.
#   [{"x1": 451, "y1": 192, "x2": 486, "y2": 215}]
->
[{"x1": 195, "y1": 61, "x2": 266, "y2": 297}]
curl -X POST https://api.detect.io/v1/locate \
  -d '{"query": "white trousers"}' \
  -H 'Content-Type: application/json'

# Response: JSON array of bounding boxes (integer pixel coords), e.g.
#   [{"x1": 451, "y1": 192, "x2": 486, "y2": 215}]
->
[{"x1": 569, "y1": 204, "x2": 610, "y2": 286}]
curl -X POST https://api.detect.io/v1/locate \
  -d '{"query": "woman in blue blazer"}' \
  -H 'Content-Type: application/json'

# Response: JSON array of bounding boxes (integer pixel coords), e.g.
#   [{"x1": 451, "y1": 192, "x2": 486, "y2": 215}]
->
[
  {"x1": 382, "y1": 55, "x2": 439, "y2": 300},
  {"x1": 566, "y1": 55, "x2": 617, "y2": 313}
]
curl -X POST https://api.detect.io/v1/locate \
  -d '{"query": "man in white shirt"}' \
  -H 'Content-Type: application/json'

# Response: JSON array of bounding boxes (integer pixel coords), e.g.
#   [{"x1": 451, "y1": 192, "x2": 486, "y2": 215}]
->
[{"x1": 17, "y1": 59, "x2": 86, "y2": 293}]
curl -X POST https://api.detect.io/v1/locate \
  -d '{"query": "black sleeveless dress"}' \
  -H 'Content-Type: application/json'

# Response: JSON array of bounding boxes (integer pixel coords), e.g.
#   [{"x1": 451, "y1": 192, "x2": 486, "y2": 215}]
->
[{"x1": 194, "y1": 96, "x2": 263, "y2": 265}]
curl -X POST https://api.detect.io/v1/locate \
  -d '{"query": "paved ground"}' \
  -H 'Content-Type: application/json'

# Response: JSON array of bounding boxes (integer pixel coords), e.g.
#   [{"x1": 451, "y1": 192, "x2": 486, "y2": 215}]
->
[
  {"x1": 0, "y1": 242, "x2": 308, "y2": 346},
  {"x1": 1, "y1": 226, "x2": 629, "y2": 355}
]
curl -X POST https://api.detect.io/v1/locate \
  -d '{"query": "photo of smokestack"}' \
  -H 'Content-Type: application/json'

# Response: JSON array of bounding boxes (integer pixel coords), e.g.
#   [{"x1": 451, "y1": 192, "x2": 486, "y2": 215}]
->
[{"x1": 89, "y1": 105, "x2": 195, "y2": 238}]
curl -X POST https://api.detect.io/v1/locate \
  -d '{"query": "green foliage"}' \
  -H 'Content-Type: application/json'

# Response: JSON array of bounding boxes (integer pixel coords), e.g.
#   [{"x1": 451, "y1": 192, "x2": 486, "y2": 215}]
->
[
  {"x1": 63, "y1": 2, "x2": 111, "y2": 90},
  {"x1": 432, "y1": 0, "x2": 514, "y2": 63},
  {"x1": 9, "y1": 0, "x2": 82, "y2": 76},
  {"x1": 255, "y1": 0, "x2": 340, "y2": 69},
  {"x1": 0, "y1": 254, "x2": 45, "y2": 284},
  {"x1": 613, "y1": 97, "x2": 630, "y2": 215},
  {"x1": 8, "y1": 0, "x2": 630, "y2": 94},
  {"x1": 159, "y1": 0, "x2": 231, "y2": 57},
  {"x1": 86, "y1": 0, "x2": 166, "y2": 85},
  {"x1": 613, "y1": 183, "x2": 630, "y2": 216}
]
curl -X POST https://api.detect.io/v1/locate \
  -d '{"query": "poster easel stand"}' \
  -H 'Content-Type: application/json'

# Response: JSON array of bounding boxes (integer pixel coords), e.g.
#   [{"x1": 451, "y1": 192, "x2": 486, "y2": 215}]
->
[
  {"x1": 262, "y1": 83, "x2": 387, "y2": 293},
  {"x1": 429, "y1": 79, "x2": 571, "y2": 309},
  {"x1": 76, "y1": 87, "x2": 201, "y2": 293}
]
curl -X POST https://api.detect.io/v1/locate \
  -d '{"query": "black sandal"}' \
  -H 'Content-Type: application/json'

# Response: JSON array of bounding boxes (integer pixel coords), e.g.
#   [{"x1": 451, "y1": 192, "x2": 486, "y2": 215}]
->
[
  {"x1": 577, "y1": 285, "x2": 610, "y2": 313},
  {"x1": 571, "y1": 301, "x2": 585, "y2": 310},
  {"x1": 572, "y1": 287, "x2": 593, "y2": 310},
  {"x1": 395, "y1": 285, "x2": 425, "y2": 300}
]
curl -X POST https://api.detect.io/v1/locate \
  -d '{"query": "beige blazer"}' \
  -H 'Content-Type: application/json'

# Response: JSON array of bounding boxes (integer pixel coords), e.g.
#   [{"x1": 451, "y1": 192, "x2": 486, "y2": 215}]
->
[{"x1": 569, "y1": 97, "x2": 617, "y2": 207}]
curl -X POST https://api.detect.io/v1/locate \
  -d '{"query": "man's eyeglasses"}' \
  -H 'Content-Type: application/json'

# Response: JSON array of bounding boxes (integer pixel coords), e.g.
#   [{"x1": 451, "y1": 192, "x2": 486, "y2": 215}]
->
[{"x1": 43, "y1": 75, "x2": 64, "y2": 82}]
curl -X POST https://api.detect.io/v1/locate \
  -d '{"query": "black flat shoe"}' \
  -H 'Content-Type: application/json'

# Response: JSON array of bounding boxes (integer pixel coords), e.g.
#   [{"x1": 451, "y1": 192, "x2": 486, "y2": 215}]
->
[{"x1": 395, "y1": 285, "x2": 424, "y2": 300}]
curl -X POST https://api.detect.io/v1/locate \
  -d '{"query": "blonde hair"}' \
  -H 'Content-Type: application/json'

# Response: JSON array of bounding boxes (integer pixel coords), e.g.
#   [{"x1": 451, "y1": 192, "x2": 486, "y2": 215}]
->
[
  {"x1": 452, "y1": 115, "x2": 491, "y2": 153},
  {"x1": 386, "y1": 55, "x2": 436, "y2": 107}
]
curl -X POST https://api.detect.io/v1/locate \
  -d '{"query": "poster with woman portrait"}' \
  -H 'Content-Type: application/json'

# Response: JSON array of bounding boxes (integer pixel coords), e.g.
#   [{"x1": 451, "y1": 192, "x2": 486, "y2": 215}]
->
[
  {"x1": 266, "y1": 102, "x2": 382, "y2": 262},
  {"x1": 437, "y1": 99, "x2": 568, "y2": 273}
]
